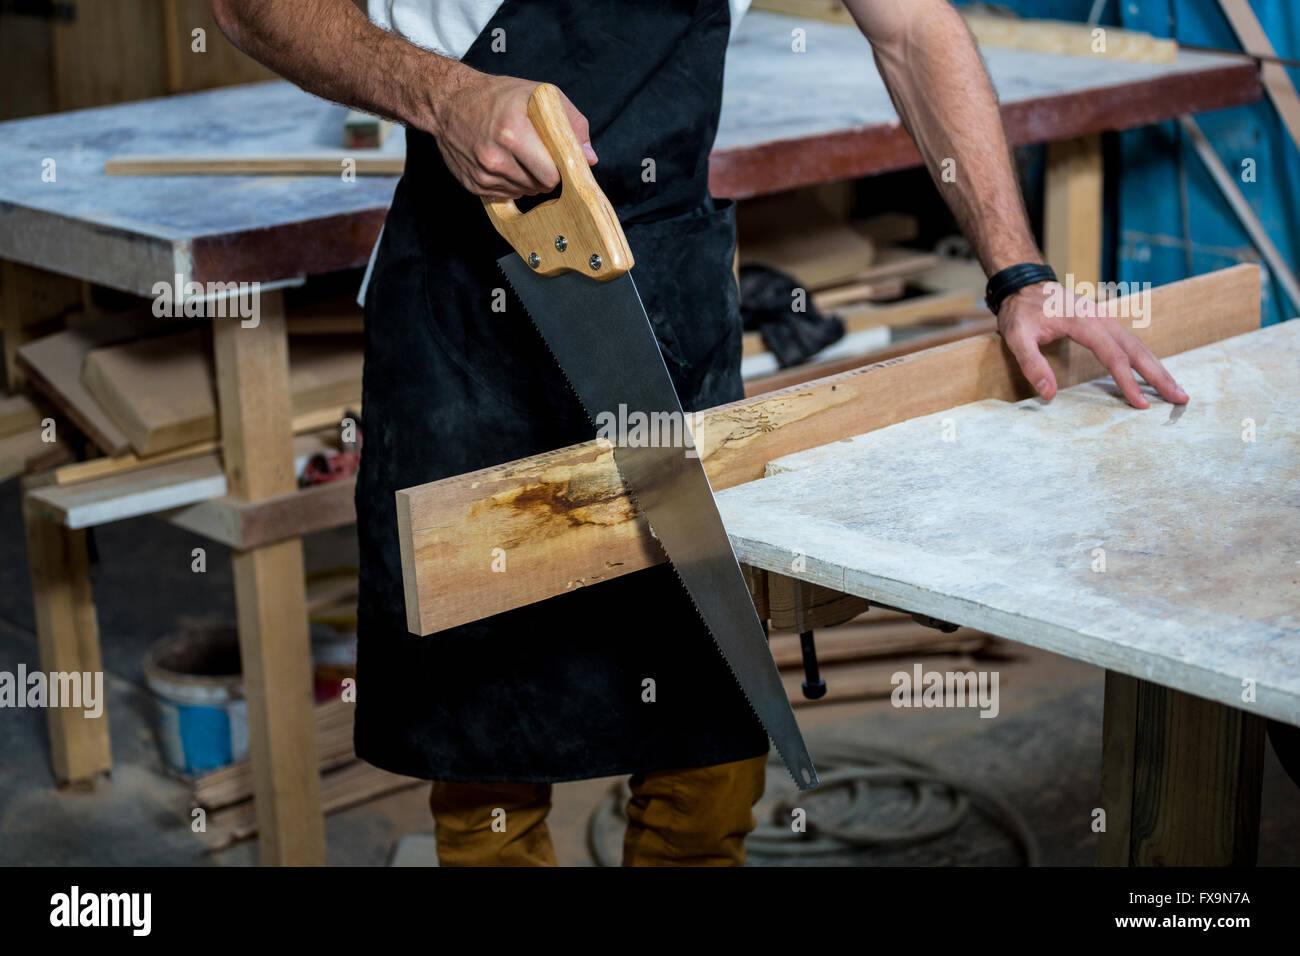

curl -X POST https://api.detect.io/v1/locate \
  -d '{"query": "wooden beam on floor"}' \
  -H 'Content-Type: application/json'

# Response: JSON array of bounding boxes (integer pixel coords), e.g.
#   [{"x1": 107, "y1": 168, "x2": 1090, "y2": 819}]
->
[{"x1": 397, "y1": 264, "x2": 1260, "y2": 635}]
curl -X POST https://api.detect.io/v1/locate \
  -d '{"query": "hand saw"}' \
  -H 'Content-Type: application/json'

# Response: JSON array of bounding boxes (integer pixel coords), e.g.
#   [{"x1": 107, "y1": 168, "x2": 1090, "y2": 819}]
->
[{"x1": 481, "y1": 83, "x2": 817, "y2": 790}]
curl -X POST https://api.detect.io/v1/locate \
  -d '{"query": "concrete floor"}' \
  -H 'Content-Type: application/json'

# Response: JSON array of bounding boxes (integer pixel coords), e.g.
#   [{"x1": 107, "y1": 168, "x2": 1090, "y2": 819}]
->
[{"x1": 1, "y1": 474, "x2": 1296, "y2": 867}]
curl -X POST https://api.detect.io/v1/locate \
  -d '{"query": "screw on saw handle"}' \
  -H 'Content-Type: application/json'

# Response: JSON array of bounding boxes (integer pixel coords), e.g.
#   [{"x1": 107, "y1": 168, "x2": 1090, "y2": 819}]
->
[{"x1": 480, "y1": 84, "x2": 633, "y2": 282}]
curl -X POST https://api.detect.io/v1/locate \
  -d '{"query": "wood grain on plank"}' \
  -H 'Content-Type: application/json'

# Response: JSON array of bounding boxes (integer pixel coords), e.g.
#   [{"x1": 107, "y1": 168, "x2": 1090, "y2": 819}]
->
[{"x1": 397, "y1": 265, "x2": 1260, "y2": 635}]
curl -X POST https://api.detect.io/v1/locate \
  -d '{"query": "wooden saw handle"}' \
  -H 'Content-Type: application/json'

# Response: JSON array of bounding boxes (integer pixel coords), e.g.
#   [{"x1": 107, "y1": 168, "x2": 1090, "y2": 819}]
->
[{"x1": 481, "y1": 84, "x2": 633, "y2": 282}]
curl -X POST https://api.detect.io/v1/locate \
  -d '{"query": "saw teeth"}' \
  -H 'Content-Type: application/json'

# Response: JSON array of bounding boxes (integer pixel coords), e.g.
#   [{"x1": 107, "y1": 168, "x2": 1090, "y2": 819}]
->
[{"x1": 498, "y1": 263, "x2": 805, "y2": 787}]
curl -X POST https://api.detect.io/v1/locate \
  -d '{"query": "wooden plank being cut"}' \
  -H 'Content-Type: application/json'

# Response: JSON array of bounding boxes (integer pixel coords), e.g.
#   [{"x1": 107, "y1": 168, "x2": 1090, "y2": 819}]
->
[
  {"x1": 716, "y1": 321, "x2": 1300, "y2": 725},
  {"x1": 396, "y1": 264, "x2": 1260, "y2": 635},
  {"x1": 82, "y1": 330, "x2": 361, "y2": 456}
]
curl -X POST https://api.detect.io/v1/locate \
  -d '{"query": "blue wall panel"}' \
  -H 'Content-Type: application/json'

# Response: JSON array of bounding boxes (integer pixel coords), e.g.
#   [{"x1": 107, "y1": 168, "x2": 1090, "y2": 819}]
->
[{"x1": 960, "y1": 0, "x2": 1298, "y2": 326}]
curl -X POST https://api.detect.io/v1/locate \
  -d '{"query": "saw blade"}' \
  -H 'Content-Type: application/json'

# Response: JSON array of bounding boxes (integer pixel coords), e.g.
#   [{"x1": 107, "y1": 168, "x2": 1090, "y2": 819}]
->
[{"x1": 499, "y1": 256, "x2": 818, "y2": 790}]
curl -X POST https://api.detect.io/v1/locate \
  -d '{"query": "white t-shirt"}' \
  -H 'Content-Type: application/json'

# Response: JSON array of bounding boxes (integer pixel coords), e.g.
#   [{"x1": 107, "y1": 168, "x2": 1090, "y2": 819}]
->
[
  {"x1": 357, "y1": 0, "x2": 750, "y2": 304},
  {"x1": 367, "y1": 0, "x2": 751, "y2": 59}
]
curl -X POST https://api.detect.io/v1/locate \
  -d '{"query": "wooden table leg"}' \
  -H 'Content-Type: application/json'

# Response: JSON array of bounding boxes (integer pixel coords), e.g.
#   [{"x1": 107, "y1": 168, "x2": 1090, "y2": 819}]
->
[
  {"x1": 1099, "y1": 671, "x2": 1264, "y2": 866},
  {"x1": 22, "y1": 493, "x2": 112, "y2": 787},
  {"x1": 1044, "y1": 133, "x2": 1103, "y2": 287},
  {"x1": 214, "y1": 291, "x2": 325, "y2": 866}
]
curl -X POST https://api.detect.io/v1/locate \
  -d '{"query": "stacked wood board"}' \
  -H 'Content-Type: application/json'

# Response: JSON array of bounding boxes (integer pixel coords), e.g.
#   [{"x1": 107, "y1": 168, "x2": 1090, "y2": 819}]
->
[
  {"x1": 0, "y1": 392, "x2": 67, "y2": 481},
  {"x1": 81, "y1": 331, "x2": 362, "y2": 456},
  {"x1": 736, "y1": 188, "x2": 991, "y2": 386},
  {"x1": 191, "y1": 699, "x2": 422, "y2": 851},
  {"x1": 7, "y1": 301, "x2": 363, "y2": 492}
]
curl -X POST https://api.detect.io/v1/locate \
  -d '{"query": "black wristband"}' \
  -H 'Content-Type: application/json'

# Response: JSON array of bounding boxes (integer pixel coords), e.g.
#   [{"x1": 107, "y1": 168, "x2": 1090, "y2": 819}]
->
[{"x1": 985, "y1": 263, "x2": 1058, "y2": 316}]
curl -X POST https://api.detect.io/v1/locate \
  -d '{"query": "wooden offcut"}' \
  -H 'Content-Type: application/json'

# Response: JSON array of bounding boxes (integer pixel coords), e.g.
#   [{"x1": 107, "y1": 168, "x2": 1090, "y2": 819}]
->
[
  {"x1": 396, "y1": 265, "x2": 1260, "y2": 636},
  {"x1": 737, "y1": 190, "x2": 875, "y2": 289},
  {"x1": 16, "y1": 313, "x2": 157, "y2": 456},
  {"x1": 81, "y1": 330, "x2": 361, "y2": 456}
]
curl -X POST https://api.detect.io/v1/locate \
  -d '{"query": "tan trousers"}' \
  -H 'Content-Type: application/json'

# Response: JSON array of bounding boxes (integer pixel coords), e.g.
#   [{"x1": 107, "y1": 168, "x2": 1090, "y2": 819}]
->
[{"x1": 427, "y1": 754, "x2": 768, "y2": 866}]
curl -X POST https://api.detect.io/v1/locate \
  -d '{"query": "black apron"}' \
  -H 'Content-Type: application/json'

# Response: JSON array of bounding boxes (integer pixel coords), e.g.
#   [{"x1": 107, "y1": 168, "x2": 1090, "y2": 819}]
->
[{"x1": 354, "y1": 0, "x2": 768, "y2": 782}]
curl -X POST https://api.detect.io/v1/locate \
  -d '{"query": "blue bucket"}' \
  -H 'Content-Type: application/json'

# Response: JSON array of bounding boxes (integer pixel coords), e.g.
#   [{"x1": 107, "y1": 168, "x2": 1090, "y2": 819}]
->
[{"x1": 144, "y1": 628, "x2": 247, "y2": 776}]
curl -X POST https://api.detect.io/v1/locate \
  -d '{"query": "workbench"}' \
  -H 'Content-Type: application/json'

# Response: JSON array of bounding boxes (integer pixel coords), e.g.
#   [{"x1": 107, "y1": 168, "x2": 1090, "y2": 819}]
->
[
  {"x1": 396, "y1": 263, "x2": 1283, "y2": 867},
  {"x1": 715, "y1": 318, "x2": 1299, "y2": 866},
  {"x1": 0, "y1": 12, "x2": 1262, "y2": 866}
]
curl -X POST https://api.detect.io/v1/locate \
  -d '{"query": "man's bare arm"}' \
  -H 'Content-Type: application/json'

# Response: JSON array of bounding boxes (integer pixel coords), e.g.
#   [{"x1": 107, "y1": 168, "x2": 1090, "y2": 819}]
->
[
  {"x1": 845, "y1": 0, "x2": 1186, "y2": 407},
  {"x1": 211, "y1": 0, "x2": 596, "y2": 197},
  {"x1": 843, "y1": 0, "x2": 1037, "y2": 273}
]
